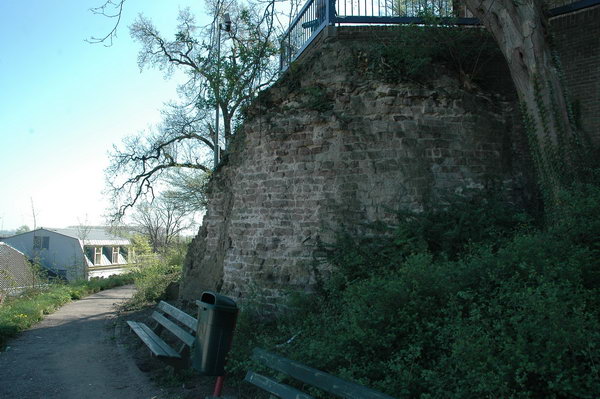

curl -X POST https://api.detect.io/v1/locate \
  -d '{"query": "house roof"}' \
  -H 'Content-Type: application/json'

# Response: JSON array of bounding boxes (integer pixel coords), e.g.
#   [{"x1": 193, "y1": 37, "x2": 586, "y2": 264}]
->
[
  {"x1": 0, "y1": 228, "x2": 131, "y2": 247},
  {"x1": 46, "y1": 228, "x2": 130, "y2": 246}
]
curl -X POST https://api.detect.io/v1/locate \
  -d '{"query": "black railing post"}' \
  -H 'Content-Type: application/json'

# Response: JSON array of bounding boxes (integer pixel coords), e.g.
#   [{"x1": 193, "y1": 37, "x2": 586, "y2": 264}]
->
[{"x1": 328, "y1": 0, "x2": 336, "y2": 23}]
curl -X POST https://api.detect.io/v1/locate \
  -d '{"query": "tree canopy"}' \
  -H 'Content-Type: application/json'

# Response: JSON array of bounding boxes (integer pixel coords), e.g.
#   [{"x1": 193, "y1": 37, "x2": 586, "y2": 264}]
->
[{"x1": 104, "y1": 0, "x2": 281, "y2": 221}]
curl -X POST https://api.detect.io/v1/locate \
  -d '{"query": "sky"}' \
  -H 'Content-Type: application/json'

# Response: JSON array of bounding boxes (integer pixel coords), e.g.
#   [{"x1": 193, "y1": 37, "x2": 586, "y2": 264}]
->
[{"x1": 0, "y1": 0, "x2": 212, "y2": 231}]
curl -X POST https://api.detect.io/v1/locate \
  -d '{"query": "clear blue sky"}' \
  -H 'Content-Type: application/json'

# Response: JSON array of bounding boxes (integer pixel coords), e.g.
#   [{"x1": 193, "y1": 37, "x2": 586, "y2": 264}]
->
[{"x1": 0, "y1": 0, "x2": 209, "y2": 231}]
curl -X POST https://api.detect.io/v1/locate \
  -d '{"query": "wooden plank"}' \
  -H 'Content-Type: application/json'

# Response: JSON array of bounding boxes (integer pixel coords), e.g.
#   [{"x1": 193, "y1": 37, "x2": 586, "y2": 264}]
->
[
  {"x1": 127, "y1": 321, "x2": 181, "y2": 359},
  {"x1": 244, "y1": 371, "x2": 315, "y2": 399},
  {"x1": 252, "y1": 349, "x2": 397, "y2": 399},
  {"x1": 157, "y1": 301, "x2": 197, "y2": 331},
  {"x1": 151, "y1": 311, "x2": 195, "y2": 347}
]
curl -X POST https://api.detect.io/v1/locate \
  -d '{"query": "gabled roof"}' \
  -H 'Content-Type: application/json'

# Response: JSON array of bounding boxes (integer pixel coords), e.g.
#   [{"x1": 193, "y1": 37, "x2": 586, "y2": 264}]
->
[
  {"x1": 47, "y1": 228, "x2": 130, "y2": 246},
  {"x1": 0, "y1": 228, "x2": 131, "y2": 246}
]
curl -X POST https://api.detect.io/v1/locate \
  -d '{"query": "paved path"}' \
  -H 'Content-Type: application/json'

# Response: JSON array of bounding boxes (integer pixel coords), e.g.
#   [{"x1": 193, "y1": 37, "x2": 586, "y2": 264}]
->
[{"x1": 0, "y1": 285, "x2": 163, "y2": 399}]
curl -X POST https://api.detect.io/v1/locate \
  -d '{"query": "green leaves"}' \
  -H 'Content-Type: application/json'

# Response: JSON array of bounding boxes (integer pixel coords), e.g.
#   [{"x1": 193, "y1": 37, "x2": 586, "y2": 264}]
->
[
  {"x1": 356, "y1": 22, "x2": 498, "y2": 84},
  {"x1": 229, "y1": 184, "x2": 600, "y2": 398}
]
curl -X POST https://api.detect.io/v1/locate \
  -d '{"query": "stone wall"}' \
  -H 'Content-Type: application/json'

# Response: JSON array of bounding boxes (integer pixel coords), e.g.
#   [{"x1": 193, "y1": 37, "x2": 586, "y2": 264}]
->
[
  {"x1": 180, "y1": 26, "x2": 532, "y2": 301},
  {"x1": 551, "y1": 4, "x2": 600, "y2": 142}
]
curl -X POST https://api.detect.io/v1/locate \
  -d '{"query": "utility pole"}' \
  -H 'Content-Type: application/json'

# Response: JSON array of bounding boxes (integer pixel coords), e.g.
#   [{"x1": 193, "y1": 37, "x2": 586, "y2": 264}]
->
[{"x1": 214, "y1": 12, "x2": 232, "y2": 170}]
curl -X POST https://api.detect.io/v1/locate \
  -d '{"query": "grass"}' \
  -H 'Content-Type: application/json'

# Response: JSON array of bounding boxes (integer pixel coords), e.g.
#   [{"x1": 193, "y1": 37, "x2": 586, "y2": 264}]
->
[{"x1": 0, "y1": 273, "x2": 134, "y2": 350}]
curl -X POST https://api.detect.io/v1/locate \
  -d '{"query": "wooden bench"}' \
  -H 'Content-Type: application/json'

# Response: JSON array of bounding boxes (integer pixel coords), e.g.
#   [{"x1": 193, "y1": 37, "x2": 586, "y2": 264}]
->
[
  {"x1": 127, "y1": 300, "x2": 198, "y2": 369},
  {"x1": 244, "y1": 348, "x2": 397, "y2": 399}
]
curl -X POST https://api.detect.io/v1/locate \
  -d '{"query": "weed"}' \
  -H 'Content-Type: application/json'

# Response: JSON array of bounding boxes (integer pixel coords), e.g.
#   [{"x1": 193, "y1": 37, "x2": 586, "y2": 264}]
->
[
  {"x1": 354, "y1": 20, "x2": 498, "y2": 87},
  {"x1": 124, "y1": 257, "x2": 182, "y2": 310},
  {"x1": 299, "y1": 85, "x2": 333, "y2": 112}
]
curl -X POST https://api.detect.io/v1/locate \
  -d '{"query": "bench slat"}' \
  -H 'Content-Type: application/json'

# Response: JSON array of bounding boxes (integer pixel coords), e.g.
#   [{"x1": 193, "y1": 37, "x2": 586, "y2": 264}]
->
[
  {"x1": 152, "y1": 311, "x2": 195, "y2": 347},
  {"x1": 245, "y1": 371, "x2": 315, "y2": 399},
  {"x1": 252, "y1": 348, "x2": 396, "y2": 399},
  {"x1": 127, "y1": 321, "x2": 181, "y2": 359},
  {"x1": 157, "y1": 300, "x2": 197, "y2": 331}
]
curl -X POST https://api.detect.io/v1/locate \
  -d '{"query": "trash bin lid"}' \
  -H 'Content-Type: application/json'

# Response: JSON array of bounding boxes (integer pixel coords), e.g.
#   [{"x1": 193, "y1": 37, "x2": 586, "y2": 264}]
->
[{"x1": 196, "y1": 291, "x2": 237, "y2": 312}]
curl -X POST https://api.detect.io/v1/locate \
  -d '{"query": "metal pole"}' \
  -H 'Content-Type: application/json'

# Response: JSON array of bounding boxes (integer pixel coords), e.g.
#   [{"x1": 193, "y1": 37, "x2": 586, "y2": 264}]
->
[
  {"x1": 214, "y1": 25, "x2": 221, "y2": 169},
  {"x1": 213, "y1": 375, "x2": 225, "y2": 397}
]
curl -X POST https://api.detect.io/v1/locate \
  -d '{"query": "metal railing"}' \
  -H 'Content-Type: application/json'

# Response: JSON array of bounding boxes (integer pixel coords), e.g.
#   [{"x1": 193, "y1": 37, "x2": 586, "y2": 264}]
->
[
  {"x1": 279, "y1": 0, "x2": 599, "y2": 71},
  {"x1": 280, "y1": 0, "x2": 333, "y2": 71},
  {"x1": 546, "y1": 0, "x2": 600, "y2": 15},
  {"x1": 335, "y1": 0, "x2": 472, "y2": 20},
  {"x1": 279, "y1": 0, "x2": 478, "y2": 71}
]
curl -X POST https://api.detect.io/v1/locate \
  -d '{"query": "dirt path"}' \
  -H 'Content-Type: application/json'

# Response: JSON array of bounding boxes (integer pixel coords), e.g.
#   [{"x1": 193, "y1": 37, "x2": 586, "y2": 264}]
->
[{"x1": 0, "y1": 285, "x2": 164, "y2": 399}]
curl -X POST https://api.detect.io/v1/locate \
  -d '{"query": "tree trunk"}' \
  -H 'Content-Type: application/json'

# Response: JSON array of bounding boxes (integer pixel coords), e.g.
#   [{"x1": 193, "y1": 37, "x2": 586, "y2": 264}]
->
[{"x1": 463, "y1": 0, "x2": 579, "y2": 203}]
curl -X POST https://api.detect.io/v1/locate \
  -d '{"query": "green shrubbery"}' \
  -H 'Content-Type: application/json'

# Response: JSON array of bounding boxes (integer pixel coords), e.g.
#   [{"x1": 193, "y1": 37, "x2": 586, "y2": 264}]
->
[
  {"x1": 125, "y1": 250, "x2": 183, "y2": 309},
  {"x1": 0, "y1": 273, "x2": 135, "y2": 349},
  {"x1": 68, "y1": 273, "x2": 136, "y2": 300},
  {"x1": 228, "y1": 185, "x2": 600, "y2": 398},
  {"x1": 355, "y1": 18, "x2": 498, "y2": 86}
]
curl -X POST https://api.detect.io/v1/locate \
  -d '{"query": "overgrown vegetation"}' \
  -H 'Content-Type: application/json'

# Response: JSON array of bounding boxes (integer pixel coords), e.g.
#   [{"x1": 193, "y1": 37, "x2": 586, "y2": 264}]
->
[
  {"x1": 355, "y1": 19, "x2": 499, "y2": 88},
  {"x1": 228, "y1": 184, "x2": 600, "y2": 398},
  {"x1": 520, "y1": 75, "x2": 594, "y2": 214},
  {"x1": 0, "y1": 273, "x2": 134, "y2": 350},
  {"x1": 124, "y1": 248, "x2": 185, "y2": 310},
  {"x1": 299, "y1": 85, "x2": 333, "y2": 112}
]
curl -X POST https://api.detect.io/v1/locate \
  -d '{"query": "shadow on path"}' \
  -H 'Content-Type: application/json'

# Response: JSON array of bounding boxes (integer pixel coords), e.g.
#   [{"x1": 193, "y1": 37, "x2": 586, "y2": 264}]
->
[{"x1": 0, "y1": 285, "x2": 164, "y2": 399}]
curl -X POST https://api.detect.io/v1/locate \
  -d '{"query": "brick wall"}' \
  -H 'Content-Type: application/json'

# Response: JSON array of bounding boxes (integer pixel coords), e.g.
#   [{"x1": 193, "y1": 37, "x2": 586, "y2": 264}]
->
[
  {"x1": 180, "y1": 28, "x2": 532, "y2": 301},
  {"x1": 551, "y1": 5, "x2": 600, "y2": 142},
  {"x1": 181, "y1": 6, "x2": 599, "y2": 302}
]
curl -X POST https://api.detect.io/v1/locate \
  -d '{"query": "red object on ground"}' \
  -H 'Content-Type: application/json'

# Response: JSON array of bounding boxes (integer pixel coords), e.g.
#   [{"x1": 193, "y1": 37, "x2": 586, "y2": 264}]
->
[{"x1": 213, "y1": 375, "x2": 225, "y2": 397}]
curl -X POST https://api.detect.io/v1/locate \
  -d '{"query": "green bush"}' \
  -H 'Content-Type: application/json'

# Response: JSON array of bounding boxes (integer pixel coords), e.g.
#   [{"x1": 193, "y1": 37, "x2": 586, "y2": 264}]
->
[
  {"x1": 228, "y1": 185, "x2": 600, "y2": 398},
  {"x1": 68, "y1": 273, "x2": 135, "y2": 299},
  {"x1": 356, "y1": 18, "x2": 498, "y2": 85},
  {"x1": 126, "y1": 259, "x2": 181, "y2": 309},
  {"x1": 323, "y1": 189, "x2": 531, "y2": 292}
]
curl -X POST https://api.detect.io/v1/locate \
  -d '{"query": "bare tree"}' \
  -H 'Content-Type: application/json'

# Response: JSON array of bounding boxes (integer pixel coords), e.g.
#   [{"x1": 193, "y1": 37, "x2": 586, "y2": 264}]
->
[
  {"x1": 131, "y1": 196, "x2": 196, "y2": 252},
  {"x1": 75, "y1": 215, "x2": 92, "y2": 242},
  {"x1": 106, "y1": 105, "x2": 214, "y2": 221},
  {"x1": 164, "y1": 169, "x2": 211, "y2": 211},
  {"x1": 130, "y1": 0, "x2": 278, "y2": 147},
  {"x1": 30, "y1": 198, "x2": 38, "y2": 230},
  {"x1": 87, "y1": 0, "x2": 127, "y2": 46},
  {"x1": 15, "y1": 225, "x2": 30, "y2": 235},
  {"x1": 106, "y1": 0, "x2": 280, "y2": 221}
]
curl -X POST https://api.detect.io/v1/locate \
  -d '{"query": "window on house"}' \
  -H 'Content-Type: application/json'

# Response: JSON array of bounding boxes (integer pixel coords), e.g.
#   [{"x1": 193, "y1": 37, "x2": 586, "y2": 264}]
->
[
  {"x1": 112, "y1": 247, "x2": 119, "y2": 264},
  {"x1": 125, "y1": 247, "x2": 133, "y2": 263},
  {"x1": 33, "y1": 236, "x2": 50, "y2": 250},
  {"x1": 84, "y1": 247, "x2": 94, "y2": 263},
  {"x1": 94, "y1": 247, "x2": 102, "y2": 265},
  {"x1": 119, "y1": 247, "x2": 129, "y2": 263}
]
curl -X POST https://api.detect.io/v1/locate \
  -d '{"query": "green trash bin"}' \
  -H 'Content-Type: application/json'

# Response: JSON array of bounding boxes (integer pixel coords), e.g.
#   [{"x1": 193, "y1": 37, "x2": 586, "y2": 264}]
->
[{"x1": 192, "y1": 291, "x2": 238, "y2": 376}]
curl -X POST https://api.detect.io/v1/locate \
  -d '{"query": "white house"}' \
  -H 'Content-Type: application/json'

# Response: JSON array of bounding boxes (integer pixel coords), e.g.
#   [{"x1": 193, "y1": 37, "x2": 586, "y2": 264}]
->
[{"x1": 0, "y1": 228, "x2": 134, "y2": 281}]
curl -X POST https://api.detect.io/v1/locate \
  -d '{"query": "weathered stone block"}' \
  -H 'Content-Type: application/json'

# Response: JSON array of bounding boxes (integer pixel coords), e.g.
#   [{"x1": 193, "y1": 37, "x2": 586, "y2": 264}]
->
[{"x1": 179, "y1": 26, "x2": 535, "y2": 301}]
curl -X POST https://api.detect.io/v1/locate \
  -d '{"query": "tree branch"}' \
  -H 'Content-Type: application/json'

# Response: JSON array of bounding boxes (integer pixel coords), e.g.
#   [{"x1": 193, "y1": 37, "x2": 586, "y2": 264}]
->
[{"x1": 87, "y1": 0, "x2": 126, "y2": 46}]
